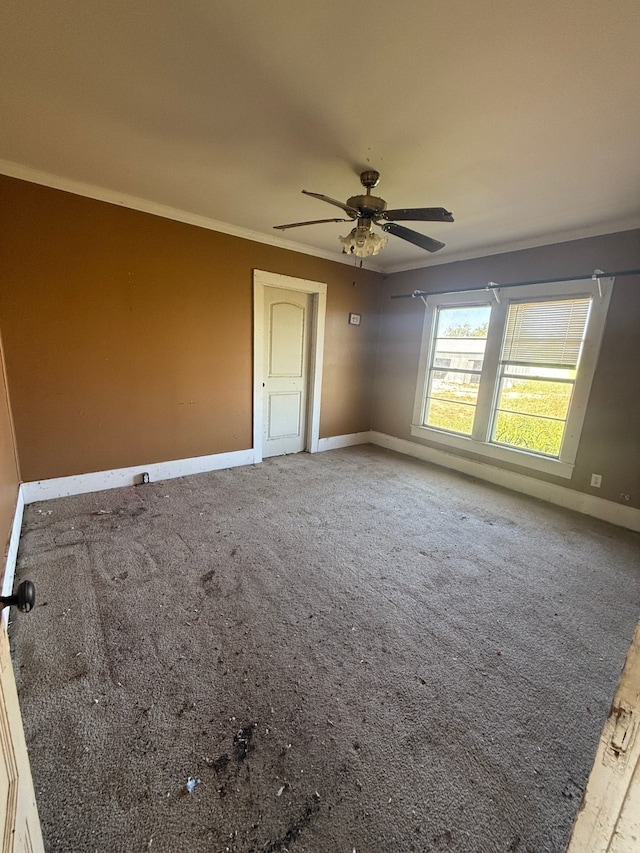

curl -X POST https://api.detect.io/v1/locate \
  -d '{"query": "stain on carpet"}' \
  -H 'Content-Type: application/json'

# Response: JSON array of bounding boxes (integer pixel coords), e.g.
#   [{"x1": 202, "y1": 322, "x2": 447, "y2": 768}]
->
[
  {"x1": 258, "y1": 797, "x2": 320, "y2": 853},
  {"x1": 234, "y1": 723, "x2": 257, "y2": 762}
]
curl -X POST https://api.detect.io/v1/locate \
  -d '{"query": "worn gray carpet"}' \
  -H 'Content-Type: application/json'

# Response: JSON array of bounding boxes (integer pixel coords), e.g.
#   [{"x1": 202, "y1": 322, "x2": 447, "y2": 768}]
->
[{"x1": 9, "y1": 446, "x2": 640, "y2": 853}]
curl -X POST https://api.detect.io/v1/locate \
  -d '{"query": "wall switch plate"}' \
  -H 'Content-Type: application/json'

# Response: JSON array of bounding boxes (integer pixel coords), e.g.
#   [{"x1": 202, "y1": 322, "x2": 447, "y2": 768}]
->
[
  {"x1": 590, "y1": 473, "x2": 602, "y2": 488},
  {"x1": 348, "y1": 313, "x2": 361, "y2": 326}
]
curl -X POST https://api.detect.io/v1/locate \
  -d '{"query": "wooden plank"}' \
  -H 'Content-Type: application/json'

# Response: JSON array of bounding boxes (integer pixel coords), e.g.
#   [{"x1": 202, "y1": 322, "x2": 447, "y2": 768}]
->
[
  {"x1": 566, "y1": 621, "x2": 640, "y2": 852},
  {"x1": 0, "y1": 625, "x2": 44, "y2": 853}
]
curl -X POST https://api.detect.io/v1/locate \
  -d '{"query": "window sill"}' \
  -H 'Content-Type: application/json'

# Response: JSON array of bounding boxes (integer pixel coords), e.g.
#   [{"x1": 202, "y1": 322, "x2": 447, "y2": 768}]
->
[{"x1": 409, "y1": 424, "x2": 575, "y2": 479}]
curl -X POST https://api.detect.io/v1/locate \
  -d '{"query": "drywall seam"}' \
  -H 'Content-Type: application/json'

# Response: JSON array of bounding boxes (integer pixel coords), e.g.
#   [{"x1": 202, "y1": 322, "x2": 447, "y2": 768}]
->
[
  {"x1": 22, "y1": 449, "x2": 256, "y2": 503},
  {"x1": 370, "y1": 431, "x2": 640, "y2": 532}
]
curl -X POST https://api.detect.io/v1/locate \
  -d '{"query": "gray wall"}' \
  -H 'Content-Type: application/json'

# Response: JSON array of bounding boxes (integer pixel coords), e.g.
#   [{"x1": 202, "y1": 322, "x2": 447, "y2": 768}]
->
[{"x1": 375, "y1": 230, "x2": 640, "y2": 509}]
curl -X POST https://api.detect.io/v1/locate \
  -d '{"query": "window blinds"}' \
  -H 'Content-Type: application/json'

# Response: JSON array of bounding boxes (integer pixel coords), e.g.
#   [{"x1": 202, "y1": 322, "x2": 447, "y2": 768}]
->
[{"x1": 501, "y1": 297, "x2": 591, "y2": 368}]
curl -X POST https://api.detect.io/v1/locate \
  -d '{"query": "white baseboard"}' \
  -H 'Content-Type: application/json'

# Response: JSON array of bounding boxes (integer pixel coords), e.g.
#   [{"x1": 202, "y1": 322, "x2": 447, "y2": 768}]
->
[
  {"x1": 1, "y1": 485, "x2": 25, "y2": 625},
  {"x1": 317, "y1": 432, "x2": 372, "y2": 452},
  {"x1": 17, "y1": 433, "x2": 640, "y2": 533},
  {"x1": 369, "y1": 431, "x2": 640, "y2": 533},
  {"x1": 22, "y1": 448, "x2": 256, "y2": 504}
]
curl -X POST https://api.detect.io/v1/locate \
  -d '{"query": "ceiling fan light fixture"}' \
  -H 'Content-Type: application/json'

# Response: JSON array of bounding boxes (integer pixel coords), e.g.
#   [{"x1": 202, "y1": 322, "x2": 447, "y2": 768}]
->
[
  {"x1": 275, "y1": 171, "x2": 452, "y2": 256},
  {"x1": 339, "y1": 226, "x2": 388, "y2": 258}
]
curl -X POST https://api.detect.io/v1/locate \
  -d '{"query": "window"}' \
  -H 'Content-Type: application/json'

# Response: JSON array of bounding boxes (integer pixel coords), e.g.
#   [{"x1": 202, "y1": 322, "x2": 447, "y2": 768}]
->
[
  {"x1": 412, "y1": 277, "x2": 613, "y2": 478},
  {"x1": 424, "y1": 305, "x2": 490, "y2": 435}
]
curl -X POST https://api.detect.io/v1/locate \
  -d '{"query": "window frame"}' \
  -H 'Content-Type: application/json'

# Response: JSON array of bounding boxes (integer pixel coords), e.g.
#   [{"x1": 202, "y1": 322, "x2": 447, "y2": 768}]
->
[
  {"x1": 411, "y1": 277, "x2": 613, "y2": 479},
  {"x1": 423, "y1": 304, "x2": 490, "y2": 436}
]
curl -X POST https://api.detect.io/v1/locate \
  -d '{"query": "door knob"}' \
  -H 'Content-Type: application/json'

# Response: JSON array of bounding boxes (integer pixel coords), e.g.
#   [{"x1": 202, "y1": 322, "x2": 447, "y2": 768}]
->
[{"x1": 0, "y1": 580, "x2": 36, "y2": 613}]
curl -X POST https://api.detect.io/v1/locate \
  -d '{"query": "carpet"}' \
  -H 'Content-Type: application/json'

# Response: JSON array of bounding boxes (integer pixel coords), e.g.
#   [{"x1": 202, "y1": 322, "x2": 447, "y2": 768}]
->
[{"x1": 10, "y1": 446, "x2": 640, "y2": 852}]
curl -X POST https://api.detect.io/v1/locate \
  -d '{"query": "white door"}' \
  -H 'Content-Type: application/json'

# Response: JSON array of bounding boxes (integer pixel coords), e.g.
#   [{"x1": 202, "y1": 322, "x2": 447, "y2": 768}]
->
[
  {"x1": 0, "y1": 623, "x2": 45, "y2": 852},
  {"x1": 262, "y1": 286, "x2": 312, "y2": 458}
]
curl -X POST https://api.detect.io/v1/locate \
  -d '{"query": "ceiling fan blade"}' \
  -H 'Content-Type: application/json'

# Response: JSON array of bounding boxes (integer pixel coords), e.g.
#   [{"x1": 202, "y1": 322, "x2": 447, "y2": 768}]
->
[
  {"x1": 380, "y1": 222, "x2": 445, "y2": 253},
  {"x1": 302, "y1": 190, "x2": 359, "y2": 217},
  {"x1": 382, "y1": 207, "x2": 454, "y2": 223},
  {"x1": 273, "y1": 217, "x2": 354, "y2": 231}
]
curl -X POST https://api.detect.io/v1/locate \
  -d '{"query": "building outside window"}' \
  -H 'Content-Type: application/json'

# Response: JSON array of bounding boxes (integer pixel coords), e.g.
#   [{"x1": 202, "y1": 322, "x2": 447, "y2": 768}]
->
[{"x1": 412, "y1": 277, "x2": 613, "y2": 478}]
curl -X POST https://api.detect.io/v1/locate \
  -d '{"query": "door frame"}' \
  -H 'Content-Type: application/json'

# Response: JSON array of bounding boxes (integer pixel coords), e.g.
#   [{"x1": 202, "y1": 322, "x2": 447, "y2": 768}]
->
[
  {"x1": 565, "y1": 619, "x2": 640, "y2": 851},
  {"x1": 253, "y1": 270, "x2": 326, "y2": 464}
]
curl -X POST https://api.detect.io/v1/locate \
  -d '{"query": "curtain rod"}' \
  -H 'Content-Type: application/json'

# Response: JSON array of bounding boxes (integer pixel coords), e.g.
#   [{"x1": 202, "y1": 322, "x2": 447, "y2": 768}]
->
[{"x1": 389, "y1": 268, "x2": 640, "y2": 300}]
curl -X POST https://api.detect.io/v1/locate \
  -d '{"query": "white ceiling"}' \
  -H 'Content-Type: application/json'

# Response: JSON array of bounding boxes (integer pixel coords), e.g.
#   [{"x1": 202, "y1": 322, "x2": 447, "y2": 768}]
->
[{"x1": 2, "y1": 1, "x2": 639, "y2": 273}]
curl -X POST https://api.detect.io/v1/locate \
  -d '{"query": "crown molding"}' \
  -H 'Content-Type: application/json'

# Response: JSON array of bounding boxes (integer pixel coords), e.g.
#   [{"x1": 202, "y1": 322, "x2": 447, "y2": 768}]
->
[
  {"x1": 383, "y1": 219, "x2": 640, "y2": 275},
  {"x1": 5, "y1": 159, "x2": 635, "y2": 278},
  {"x1": 0, "y1": 159, "x2": 385, "y2": 273}
]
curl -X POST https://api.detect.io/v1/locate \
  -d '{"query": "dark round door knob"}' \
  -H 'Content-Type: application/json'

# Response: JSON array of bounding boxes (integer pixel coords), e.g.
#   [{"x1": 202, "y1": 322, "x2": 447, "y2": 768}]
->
[{"x1": 0, "y1": 580, "x2": 36, "y2": 612}]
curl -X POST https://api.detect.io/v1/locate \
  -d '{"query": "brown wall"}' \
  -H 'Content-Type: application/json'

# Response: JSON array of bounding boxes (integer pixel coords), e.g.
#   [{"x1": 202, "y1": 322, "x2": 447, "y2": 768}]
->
[
  {"x1": 0, "y1": 332, "x2": 19, "y2": 567},
  {"x1": 0, "y1": 176, "x2": 382, "y2": 481},
  {"x1": 375, "y1": 230, "x2": 640, "y2": 509},
  {"x1": 2, "y1": 173, "x2": 637, "y2": 512}
]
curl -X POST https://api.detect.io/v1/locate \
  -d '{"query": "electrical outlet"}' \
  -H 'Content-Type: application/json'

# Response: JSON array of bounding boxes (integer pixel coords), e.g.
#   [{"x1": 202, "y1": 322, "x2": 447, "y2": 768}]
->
[
  {"x1": 141, "y1": 472, "x2": 150, "y2": 485},
  {"x1": 590, "y1": 473, "x2": 602, "y2": 488}
]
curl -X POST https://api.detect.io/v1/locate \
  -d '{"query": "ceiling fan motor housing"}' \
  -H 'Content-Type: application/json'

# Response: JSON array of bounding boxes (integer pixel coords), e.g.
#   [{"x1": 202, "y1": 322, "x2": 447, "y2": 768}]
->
[
  {"x1": 359, "y1": 169, "x2": 381, "y2": 189},
  {"x1": 347, "y1": 195, "x2": 387, "y2": 217},
  {"x1": 274, "y1": 167, "x2": 452, "y2": 254},
  {"x1": 348, "y1": 170, "x2": 386, "y2": 217}
]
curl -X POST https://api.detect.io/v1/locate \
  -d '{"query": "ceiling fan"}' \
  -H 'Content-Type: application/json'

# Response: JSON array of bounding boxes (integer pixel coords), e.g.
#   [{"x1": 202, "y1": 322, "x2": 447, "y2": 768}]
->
[{"x1": 274, "y1": 170, "x2": 453, "y2": 258}]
